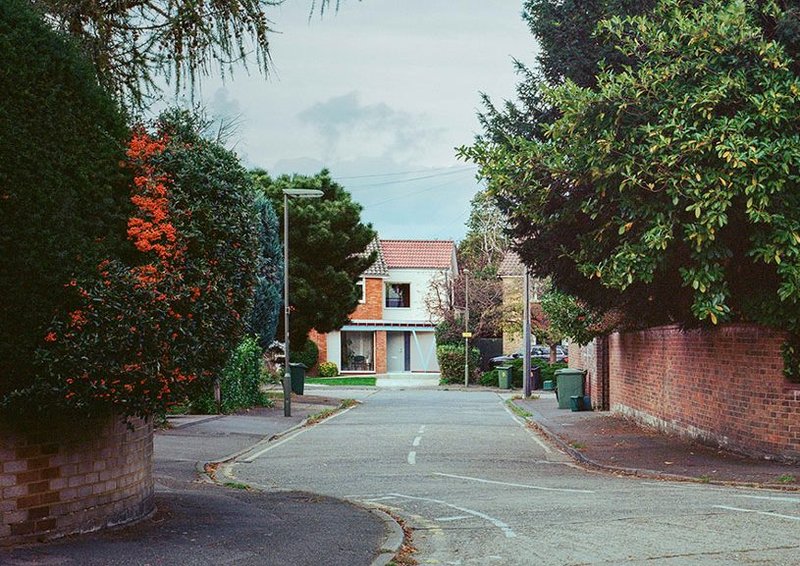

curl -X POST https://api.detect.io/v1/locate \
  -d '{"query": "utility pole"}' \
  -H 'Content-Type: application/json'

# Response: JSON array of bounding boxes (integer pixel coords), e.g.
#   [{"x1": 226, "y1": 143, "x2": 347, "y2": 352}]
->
[
  {"x1": 523, "y1": 267, "x2": 532, "y2": 398},
  {"x1": 464, "y1": 269, "x2": 470, "y2": 387}
]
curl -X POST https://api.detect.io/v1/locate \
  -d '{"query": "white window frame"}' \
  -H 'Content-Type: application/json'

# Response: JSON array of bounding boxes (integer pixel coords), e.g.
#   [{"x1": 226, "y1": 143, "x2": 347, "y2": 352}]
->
[{"x1": 356, "y1": 277, "x2": 366, "y2": 304}]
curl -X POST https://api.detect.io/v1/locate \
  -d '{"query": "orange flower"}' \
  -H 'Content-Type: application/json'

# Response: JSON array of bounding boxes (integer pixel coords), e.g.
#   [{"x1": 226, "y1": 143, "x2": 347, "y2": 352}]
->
[{"x1": 44, "y1": 331, "x2": 57, "y2": 342}]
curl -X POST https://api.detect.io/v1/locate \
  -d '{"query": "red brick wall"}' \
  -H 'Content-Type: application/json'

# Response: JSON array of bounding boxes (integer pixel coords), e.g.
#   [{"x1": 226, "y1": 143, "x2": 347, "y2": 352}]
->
[
  {"x1": 309, "y1": 329, "x2": 326, "y2": 371},
  {"x1": 375, "y1": 331, "x2": 387, "y2": 374},
  {"x1": 605, "y1": 324, "x2": 800, "y2": 461},
  {"x1": 351, "y1": 278, "x2": 383, "y2": 320},
  {"x1": 1, "y1": 416, "x2": 154, "y2": 545}
]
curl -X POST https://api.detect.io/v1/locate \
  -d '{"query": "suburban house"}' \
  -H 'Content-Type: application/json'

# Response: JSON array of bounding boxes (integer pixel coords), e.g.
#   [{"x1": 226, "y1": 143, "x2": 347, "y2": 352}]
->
[{"x1": 310, "y1": 239, "x2": 458, "y2": 374}]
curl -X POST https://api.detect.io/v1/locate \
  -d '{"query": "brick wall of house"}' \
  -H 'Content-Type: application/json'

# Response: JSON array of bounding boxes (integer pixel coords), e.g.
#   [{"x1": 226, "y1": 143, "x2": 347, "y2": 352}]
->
[
  {"x1": 1, "y1": 416, "x2": 154, "y2": 546},
  {"x1": 351, "y1": 278, "x2": 384, "y2": 321},
  {"x1": 309, "y1": 329, "x2": 327, "y2": 370},
  {"x1": 604, "y1": 324, "x2": 800, "y2": 461}
]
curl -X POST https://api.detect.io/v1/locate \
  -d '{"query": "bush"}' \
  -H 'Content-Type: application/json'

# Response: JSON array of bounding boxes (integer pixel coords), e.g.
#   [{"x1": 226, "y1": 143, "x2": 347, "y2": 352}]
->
[
  {"x1": 3, "y1": 110, "x2": 263, "y2": 422},
  {"x1": 318, "y1": 362, "x2": 339, "y2": 377},
  {"x1": 0, "y1": 0, "x2": 131, "y2": 400},
  {"x1": 508, "y1": 358, "x2": 568, "y2": 388},
  {"x1": 435, "y1": 319, "x2": 464, "y2": 346},
  {"x1": 191, "y1": 336, "x2": 269, "y2": 414},
  {"x1": 292, "y1": 338, "x2": 319, "y2": 371},
  {"x1": 437, "y1": 344, "x2": 481, "y2": 384},
  {"x1": 480, "y1": 369, "x2": 498, "y2": 387}
]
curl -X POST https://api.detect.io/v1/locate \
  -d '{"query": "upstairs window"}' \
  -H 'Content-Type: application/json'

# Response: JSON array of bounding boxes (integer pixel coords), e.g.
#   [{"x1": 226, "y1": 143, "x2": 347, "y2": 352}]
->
[
  {"x1": 355, "y1": 278, "x2": 366, "y2": 303},
  {"x1": 386, "y1": 283, "x2": 410, "y2": 308}
]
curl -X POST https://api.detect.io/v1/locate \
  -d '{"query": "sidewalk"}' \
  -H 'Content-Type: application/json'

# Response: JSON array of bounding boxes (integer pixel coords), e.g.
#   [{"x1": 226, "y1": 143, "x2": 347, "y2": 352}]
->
[
  {"x1": 513, "y1": 392, "x2": 800, "y2": 489},
  {"x1": 1, "y1": 394, "x2": 400, "y2": 566}
]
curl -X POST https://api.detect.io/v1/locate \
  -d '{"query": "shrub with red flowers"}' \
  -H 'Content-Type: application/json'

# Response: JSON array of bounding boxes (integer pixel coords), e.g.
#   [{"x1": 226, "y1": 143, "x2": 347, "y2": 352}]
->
[{"x1": 3, "y1": 110, "x2": 261, "y2": 421}]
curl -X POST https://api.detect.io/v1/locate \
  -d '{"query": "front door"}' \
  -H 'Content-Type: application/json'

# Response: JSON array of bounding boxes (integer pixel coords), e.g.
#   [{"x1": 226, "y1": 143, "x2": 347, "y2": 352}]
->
[{"x1": 387, "y1": 332, "x2": 410, "y2": 373}]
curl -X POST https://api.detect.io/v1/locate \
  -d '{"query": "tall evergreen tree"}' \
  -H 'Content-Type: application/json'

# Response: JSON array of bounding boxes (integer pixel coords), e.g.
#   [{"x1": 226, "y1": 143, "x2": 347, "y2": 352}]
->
[{"x1": 251, "y1": 169, "x2": 376, "y2": 350}]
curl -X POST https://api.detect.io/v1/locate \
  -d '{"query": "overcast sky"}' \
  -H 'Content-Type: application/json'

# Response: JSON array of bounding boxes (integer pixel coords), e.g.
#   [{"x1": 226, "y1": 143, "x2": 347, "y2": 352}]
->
[{"x1": 163, "y1": 0, "x2": 537, "y2": 242}]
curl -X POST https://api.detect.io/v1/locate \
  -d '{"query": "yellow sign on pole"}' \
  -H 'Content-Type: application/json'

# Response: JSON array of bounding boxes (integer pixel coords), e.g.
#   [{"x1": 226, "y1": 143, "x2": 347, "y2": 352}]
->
[{"x1": 462, "y1": 332, "x2": 473, "y2": 338}]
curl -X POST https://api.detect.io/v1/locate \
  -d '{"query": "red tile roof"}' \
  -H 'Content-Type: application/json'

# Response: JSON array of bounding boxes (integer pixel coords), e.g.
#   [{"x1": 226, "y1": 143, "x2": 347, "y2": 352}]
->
[{"x1": 380, "y1": 240, "x2": 455, "y2": 269}]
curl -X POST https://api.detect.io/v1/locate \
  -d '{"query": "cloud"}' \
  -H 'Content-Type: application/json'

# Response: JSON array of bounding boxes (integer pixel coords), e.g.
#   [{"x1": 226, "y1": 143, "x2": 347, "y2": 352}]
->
[{"x1": 296, "y1": 92, "x2": 443, "y2": 163}]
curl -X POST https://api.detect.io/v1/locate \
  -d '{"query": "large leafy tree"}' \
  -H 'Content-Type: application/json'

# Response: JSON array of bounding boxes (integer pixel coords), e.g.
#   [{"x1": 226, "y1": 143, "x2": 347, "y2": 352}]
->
[
  {"x1": 458, "y1": 190, "x2": 509, "y2": 274},
  {"x1": 476, "y1": 0, "x2": 657, "y2": 150},
  {"x1": 463, "y1": 0, "x2": 800, "y2": 377},
  {"x1": 251, "y1": 170, "x2": 376, "y2": 350}
]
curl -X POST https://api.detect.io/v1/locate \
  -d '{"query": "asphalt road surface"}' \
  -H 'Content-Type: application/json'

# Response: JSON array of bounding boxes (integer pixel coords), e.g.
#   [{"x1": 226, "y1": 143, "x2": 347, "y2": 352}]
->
[{"x1": 230, "y1": 389, "x2": 800, "y2": 566}]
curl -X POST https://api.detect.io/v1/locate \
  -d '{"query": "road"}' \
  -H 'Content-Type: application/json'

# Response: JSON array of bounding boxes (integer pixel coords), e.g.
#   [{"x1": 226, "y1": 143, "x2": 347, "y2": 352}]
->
[{"x1": 230, "y1": 389, "x2": 800, "y2": 565}]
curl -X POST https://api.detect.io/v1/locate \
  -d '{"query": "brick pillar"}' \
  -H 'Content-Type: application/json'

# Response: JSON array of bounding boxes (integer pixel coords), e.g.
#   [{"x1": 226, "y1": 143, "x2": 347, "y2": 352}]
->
[{"x1": 375, "y1": 331, "x2": 387, "y2": 374}]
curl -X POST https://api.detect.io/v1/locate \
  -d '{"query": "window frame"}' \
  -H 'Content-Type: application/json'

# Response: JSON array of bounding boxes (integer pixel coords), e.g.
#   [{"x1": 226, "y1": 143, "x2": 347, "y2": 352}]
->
[
  {"x1": 355, "y1": 277, "x2": 366, "y2": 304},
  {"x1": 385, "y1": 282, "x2": 411, "y2": 309}
]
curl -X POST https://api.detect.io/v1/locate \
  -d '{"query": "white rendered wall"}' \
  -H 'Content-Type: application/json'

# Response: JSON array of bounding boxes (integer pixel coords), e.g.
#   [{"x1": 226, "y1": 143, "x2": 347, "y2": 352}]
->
[
  {"x1": 383, "y1": 268, "x2": 443, "y2": 322},
  {"x1": 411, "y1": 331, "x2": 439, "y2": 371},
  {"x1": 327, "y1": 331, "x2": 341, "y2": 369}
]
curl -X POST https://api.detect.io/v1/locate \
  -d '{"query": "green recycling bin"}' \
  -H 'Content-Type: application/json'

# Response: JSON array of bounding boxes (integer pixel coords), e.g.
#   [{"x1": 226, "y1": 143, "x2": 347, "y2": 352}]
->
[
  {"x1": 555, "y1": 368, "x2": 585, "y2": 409},
  {"x1": 497, "y1": 366, "x2": 512, "y2": 389},
  {"x1": 289, "y1": 363, "x2": 307, "y2": 395}
]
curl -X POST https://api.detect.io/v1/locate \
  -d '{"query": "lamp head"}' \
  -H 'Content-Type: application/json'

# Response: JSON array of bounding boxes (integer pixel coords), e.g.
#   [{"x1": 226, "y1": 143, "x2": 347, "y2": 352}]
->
[{"x1": 283, "y1": 188, "x2": 324, "y2": 198}]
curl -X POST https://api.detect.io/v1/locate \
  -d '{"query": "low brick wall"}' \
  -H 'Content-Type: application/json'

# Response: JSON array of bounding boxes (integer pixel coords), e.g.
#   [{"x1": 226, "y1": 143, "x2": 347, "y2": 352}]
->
[
  {"x1": 606, "y1": 324, "x2": 800, "y2": 461},
  {"x1": 1, "y1": 416, "x2": 154, "y2": 546}
]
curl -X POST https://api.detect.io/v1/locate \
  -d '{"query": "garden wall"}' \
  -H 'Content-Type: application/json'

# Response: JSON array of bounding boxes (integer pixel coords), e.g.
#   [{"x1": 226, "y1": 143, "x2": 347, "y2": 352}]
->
[
  {"x1": 1, "y1": 416, "x2": 154, "y2": 546},
  {"x1": 601, "y1": 324, "x2": 799, "y2": 461}
]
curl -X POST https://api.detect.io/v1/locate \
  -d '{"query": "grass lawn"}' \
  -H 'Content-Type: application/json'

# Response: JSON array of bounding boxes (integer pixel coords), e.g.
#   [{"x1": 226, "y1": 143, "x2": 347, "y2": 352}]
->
[{"x1": 305, "y1": 377, "x2": 376, "y2": 386}]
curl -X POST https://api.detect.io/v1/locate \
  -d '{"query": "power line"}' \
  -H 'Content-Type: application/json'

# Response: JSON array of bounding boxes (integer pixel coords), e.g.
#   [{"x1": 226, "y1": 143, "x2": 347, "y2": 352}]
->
[
  {"x1": 333, "y1": 165, "x2": 477, "y2": 180},
  {"x1": 345, "y1": 167, "x2": 477, "y2": 188},
  {"x1": 362, "y1": 175, "x2": 473, "y2": 209}
]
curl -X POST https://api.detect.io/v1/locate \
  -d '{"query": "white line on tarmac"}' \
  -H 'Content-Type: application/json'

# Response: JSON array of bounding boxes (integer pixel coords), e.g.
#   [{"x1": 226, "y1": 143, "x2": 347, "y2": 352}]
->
[
  {"x1": 713, "y1": 505, "x2": 800, "y2": 521},
  {"x1": 502, "y1": 401, "x2": 552, "y2": 454},
  {"x1": 731, "y1": 494, "x2": 800, "y2": 503},
  {"x1": 418, "y1": 425, "x2": 426, "y2": 434},
  {"x1": 433, "y1": 472, "x2": 595, "y2": 494},
  {"x1": 363, "y1": 496, "x2": 400, "y2": 502},
  {"x1": 413, "y1": 436, "x2": 422, "y2": 447},
  {"x1": 242, "y1": 426, "x2": 312, "y2": 462},
  {"x1": 388, "y1": 493, "x2": 516, "y2": 538},
  {"x1": 241, "y1": 405, "x2": 356, "y2": 463},
  {"x1": 435, "y1": 515, "x2": 471, "y2": 522},
  {"x1": 408, "y1": 451, "x2": 416, "y2": 465}
]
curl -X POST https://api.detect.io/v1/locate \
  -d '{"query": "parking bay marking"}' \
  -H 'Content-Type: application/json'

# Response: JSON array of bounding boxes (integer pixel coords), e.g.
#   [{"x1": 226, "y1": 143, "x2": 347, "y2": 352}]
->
[{"x1": 433, "y1": 472, "x2": 595, "y2": 494}]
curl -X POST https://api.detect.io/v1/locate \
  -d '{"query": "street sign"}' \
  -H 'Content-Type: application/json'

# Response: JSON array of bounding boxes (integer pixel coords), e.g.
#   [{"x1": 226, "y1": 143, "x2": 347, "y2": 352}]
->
[{"x1": 462, "y1": 332, "x2": 473, "y2": 338}]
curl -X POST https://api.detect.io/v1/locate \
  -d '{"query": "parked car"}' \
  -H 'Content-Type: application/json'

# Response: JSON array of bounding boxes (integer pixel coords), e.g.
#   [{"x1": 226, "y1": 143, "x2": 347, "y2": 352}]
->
[{"x1": 490, "y1": 345, "x2": 568, "y2": 365}]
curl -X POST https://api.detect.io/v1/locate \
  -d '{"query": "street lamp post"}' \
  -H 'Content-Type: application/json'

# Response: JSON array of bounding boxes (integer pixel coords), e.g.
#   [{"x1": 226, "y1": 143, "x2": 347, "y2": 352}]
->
[
  {"x1": 464, "y1": 268, "x2": 470, "y2": 387},
  {"x1": 282, "y1": 188, "x2": 323, "y2": 417}
]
